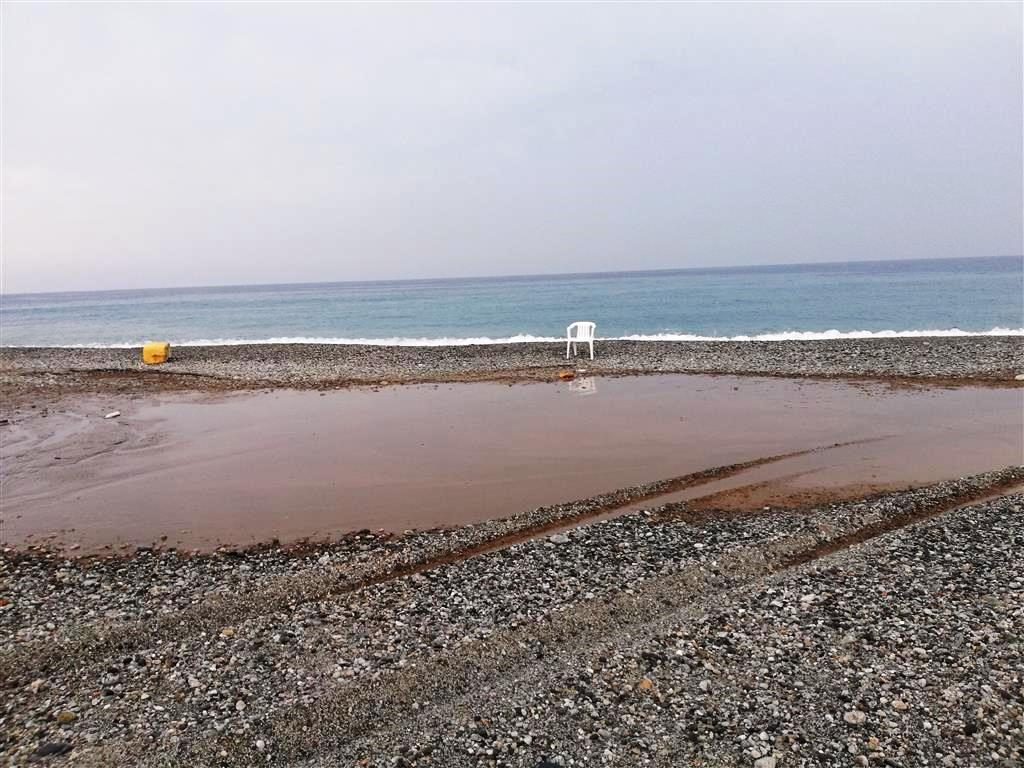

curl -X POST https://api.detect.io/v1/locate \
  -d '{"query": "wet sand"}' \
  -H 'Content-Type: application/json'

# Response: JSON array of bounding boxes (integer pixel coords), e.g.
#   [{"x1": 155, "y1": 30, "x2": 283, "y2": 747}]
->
[{"x1": 2, "y1": 375, "x2": 1020, "y2": 552}]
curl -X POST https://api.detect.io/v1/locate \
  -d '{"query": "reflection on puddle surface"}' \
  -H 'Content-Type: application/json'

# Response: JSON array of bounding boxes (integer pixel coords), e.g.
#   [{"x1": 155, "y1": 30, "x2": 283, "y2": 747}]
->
[{"x1": 569, "y1": 377, "x2": 598, "y2": 396}]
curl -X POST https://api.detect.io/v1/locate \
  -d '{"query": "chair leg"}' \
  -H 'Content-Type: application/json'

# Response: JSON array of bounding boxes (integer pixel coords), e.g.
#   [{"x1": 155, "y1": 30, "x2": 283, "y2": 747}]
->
[
  {"x1": 589, "y1": 340, "x2": 594, "y2": 360},
  {"x1": 566, "y1": 340, "x2": 570, "y2": 359}
]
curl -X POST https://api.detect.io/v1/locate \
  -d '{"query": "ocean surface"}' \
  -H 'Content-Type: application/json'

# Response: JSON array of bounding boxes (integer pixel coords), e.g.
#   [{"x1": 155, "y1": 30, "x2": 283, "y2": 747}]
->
[{"x1": 2, "y1": 256, "x2": 1021, "y2": 347}]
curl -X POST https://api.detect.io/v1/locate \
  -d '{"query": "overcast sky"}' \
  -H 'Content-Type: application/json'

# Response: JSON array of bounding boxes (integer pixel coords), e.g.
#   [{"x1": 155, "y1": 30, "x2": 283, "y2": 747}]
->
[{"x1": 2, "y1": 2, "x2": 1021, "y2": 293}]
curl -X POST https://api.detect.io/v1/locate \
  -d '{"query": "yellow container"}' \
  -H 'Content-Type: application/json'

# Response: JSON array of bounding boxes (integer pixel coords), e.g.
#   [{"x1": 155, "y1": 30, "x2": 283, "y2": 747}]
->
[{"x1": 142, "y1": 342, "x2": 171, "y2": 365}]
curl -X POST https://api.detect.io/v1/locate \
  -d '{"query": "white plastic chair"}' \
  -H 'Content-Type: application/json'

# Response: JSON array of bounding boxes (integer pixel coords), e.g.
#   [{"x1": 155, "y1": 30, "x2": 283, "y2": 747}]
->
[{"x1": 566, "y1": 321, "x2": 596, "y2": 360}]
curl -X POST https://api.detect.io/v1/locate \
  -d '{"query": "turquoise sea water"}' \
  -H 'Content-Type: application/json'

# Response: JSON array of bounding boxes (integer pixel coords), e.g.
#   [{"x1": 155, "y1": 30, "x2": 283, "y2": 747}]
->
[{"x1": 1, "y1": 256, "x2": 1021, "y2": 347}]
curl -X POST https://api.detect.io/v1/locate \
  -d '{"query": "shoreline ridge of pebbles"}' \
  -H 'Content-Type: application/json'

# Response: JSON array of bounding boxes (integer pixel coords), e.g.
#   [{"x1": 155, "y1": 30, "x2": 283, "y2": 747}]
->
[{"x1": 2, "y1": 337, "x2": 1022, "y2": 403}]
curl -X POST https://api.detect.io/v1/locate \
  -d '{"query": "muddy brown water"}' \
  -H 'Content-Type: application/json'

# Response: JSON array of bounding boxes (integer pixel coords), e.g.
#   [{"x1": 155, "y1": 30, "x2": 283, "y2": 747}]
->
[{"x1": 1, "y1": 375, "x2": 1020, "y2": 552}]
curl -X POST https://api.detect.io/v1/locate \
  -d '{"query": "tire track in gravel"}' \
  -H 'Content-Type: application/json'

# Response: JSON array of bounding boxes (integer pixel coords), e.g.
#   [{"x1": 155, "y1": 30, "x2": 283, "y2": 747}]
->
[
  {"x1": 0, "y1": 445, "x2": 843, "y2": 688},
  {"x1": 780, "y1": 477, "x2": 1024, "y2": 567},
  {"x1": 303, "y1": 470, "x2": 1024, "y2": 768},
  {"x1": 88, "y1": 467, "x2": 1024, "y2": 768},
  {"x1": 640, "y1": 493, "x2": 1024, "y2": 768}
]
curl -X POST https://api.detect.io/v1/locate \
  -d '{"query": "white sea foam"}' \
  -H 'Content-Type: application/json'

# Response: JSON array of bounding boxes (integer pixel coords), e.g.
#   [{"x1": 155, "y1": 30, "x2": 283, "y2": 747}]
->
[
  {"x1": 35, "y1": 327, "x2": 1024, "y2": 348},
  {"x1": 614, "y1": 327, "x2": 1024, "y2": 342}
]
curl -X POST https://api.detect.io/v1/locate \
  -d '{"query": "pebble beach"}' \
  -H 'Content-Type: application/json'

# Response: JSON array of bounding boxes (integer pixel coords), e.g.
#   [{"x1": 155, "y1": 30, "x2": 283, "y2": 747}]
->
[
  {"x1": 1, "y1": 338, "x2": 1023, "y2": 766},
  {"x1": 2, "y1": 337, "x2": 1023, "y2": 402},
  {"x1": 3, "y1": 0, "x2": 1021, "y2": 763},
  {"x1": 1, "y1": 469, "x2": 1023, "y2": 766}
]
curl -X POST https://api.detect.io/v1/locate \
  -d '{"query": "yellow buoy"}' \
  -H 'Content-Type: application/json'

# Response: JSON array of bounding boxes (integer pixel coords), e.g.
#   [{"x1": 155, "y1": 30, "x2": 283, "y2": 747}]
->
[{"x1": 142, "y1": 342, "x2": 171, "y2": 365}]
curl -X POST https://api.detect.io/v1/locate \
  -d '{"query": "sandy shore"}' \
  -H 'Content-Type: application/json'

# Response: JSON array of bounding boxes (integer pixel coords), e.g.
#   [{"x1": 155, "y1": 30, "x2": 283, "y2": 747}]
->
[{"x1": 2, "y1": 337, "x2": 1023, "y2": 404}]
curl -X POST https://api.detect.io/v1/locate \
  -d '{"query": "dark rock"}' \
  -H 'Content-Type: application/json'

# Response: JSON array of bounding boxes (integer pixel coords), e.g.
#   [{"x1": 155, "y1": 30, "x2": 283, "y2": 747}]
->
[{"x1": 34, "y1": 742, "x2": 73, "y2": 757}]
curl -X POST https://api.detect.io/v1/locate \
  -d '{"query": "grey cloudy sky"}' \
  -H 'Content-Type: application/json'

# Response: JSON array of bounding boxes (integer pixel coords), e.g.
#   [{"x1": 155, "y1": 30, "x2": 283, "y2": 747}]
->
[{"x1": 2, "y1": 2, "x2": 1021, "y2": 293}]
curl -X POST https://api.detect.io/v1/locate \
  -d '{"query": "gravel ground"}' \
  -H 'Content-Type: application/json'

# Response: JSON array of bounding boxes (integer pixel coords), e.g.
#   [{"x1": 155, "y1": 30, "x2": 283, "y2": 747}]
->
[
  {"x1": 2, "y1": 468, "x2": 1022, "y2": 767},
  {"x1": 329, "y1": 490, "x2": 1023, "y2": 768},
  {"x1": 2, "y1": 337, "x2": 1022, "y2": 405}
]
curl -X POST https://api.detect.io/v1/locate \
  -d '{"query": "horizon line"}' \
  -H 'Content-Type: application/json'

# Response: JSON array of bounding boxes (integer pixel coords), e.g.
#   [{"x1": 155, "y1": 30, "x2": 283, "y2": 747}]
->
[{"x1": 3, "y1": 253, "x2": 1021, "y2": 298}]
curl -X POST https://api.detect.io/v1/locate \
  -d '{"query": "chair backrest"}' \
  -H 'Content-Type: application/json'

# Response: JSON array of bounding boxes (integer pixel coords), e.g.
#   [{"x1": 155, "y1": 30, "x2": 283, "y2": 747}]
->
[{"x1": 567, "y1": 321, "x2": 596, "y2": 340}]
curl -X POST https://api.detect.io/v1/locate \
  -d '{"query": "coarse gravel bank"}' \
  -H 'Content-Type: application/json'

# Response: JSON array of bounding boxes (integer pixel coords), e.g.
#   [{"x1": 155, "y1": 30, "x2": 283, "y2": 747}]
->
[
  {"x1": 2, "y1": 468, "x2": 1022, "y2": 767},
  {"x1": 1, "y1": 337, "x2": 1022, "y2": 405}
]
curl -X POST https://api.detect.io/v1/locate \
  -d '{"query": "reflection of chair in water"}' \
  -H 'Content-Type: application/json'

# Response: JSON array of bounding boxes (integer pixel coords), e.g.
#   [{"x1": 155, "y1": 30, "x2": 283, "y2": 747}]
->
[
  {"x1": 566, "y1": 321, "x2": 596, "y2": 360},
  {"x1": 569, "y1": 377, "x2": 597, "y2": 396}
]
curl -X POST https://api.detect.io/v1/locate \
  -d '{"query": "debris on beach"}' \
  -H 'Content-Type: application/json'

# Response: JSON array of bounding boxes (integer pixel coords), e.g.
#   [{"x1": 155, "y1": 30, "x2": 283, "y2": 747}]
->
[
  {"x1": 557, "y1": 370, "x2": 576, "y2": 380},
  {"x1": 103, "y1": 410, "x2": 121, "y2": 419},
  {"x1": 142, "y1": 341, "x2": 171, "y2": 365}
]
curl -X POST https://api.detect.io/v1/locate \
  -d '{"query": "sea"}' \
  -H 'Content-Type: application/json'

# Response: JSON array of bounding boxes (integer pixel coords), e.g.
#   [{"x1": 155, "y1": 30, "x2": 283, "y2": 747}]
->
[{"x1": 1, "y1": 256, "x2": 1021, "y2": 347}]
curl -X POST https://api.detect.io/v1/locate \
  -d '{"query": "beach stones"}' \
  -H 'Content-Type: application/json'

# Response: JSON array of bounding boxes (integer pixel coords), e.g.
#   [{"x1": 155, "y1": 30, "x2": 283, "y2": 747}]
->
[
  {"x1": 34, "y1": 742, "x2": 72, "y2": 757},
  {"x1": 844, "y1": 710, "x2": 867, "y2": 725},
  {"x1": 3, "y1": 470, "x2": 1024, "y2": 765},
  {"x1": 4, "y1": 337, "x2": 1020, "y2": 394}
]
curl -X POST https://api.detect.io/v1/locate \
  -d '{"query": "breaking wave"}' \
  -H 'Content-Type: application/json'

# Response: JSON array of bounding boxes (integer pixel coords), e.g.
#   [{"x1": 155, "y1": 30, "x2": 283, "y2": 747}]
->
[{"x1": 35, "y1": 327, "x2": 1024, "y2": 348}]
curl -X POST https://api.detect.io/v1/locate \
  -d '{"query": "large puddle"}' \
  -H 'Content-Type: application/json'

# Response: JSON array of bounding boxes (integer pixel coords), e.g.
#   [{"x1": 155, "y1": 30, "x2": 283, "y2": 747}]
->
[{"x1": 2, "y1": 375, "x2": 1021, "y2": 552}]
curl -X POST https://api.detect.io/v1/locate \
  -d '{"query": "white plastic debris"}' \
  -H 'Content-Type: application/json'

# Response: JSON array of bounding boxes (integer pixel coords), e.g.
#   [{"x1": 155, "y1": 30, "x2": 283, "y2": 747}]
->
[{"x1": 104, "y1": 411, "x2": 121, "y2": 419}]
